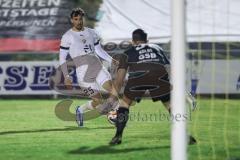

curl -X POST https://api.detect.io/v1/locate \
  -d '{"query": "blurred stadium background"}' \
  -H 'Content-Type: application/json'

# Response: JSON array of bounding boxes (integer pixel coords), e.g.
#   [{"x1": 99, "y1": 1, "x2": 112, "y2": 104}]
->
[{"x1": 0, "y1": 0, "x2": 239, "y2": 160}]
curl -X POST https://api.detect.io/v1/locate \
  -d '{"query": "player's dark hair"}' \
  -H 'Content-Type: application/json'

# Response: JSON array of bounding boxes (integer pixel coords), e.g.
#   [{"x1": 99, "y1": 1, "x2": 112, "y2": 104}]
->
[
  {"x1": 132, "y1": 29, "x2": 147, "y2": 42},
  {"x1": 70, "y1": 8, "x2": 85, "y2": 18}
]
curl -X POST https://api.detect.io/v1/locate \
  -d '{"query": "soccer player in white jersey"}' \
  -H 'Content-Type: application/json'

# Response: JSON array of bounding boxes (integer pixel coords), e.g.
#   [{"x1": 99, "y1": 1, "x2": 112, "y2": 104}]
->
[{"x1": 59, "y1": 8, "x2": 118, "y2": 127}]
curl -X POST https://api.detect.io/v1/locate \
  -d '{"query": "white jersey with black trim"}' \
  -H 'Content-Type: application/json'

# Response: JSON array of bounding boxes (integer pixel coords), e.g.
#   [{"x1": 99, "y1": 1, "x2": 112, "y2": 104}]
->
[{"x1": 60, "y1": 27, "x2": 100, "y2": 58}]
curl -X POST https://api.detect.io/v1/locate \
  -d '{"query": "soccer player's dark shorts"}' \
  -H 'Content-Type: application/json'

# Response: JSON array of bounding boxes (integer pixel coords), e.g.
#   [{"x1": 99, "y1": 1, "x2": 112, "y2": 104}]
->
[{"x1": 124, "y1": 74, "x2": 171, "y2": 103}]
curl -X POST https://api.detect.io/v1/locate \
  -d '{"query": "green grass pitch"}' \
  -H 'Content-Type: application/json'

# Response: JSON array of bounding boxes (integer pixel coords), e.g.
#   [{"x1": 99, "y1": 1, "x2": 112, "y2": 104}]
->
[{"x1": 0, "y1": 98, "x2": 239, "y2": 160}]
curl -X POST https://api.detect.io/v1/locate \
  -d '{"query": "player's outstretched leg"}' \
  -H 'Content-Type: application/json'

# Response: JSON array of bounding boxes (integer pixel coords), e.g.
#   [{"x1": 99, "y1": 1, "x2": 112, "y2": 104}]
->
[
  {"x1": 76, "y1": 97, "x2": 119, "y2": 127},
  {"x1": 75, "y1": 100, "x2": 96, "y2": 127},
  {"x1": 109, "y1": 107, "x2": 129, "y2": 145},
  {"x1": 76, "y1": 100, "x2": 98, "y2": 127}
]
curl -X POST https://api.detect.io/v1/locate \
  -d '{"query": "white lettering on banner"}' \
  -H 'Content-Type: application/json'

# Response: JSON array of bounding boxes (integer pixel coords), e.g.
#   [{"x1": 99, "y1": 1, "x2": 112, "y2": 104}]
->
[
  {"x1": 38, "y1": 0, "x2": 49, "y2": 7},
  {"x1": 0, "y1": 9, "x2": 10, "y2": 17},
  {"x1": 21, "y1": 0, "x2": 28, "y2": 8},
  {"x1": 0, "y1": 8, "x2": 59, "y2": 17},
  {"x1": 0, "y1": 0, "x2": 61, "y2": 8},
  {"x1": 0, "y1": 18, "x2": 57, "y2": 27},
  {"x1": 12, "y1": 0, "x2": 21, "y2": 8},
  {"x1": 0, "y1": 0, "x2": 11, "y2": 8}
]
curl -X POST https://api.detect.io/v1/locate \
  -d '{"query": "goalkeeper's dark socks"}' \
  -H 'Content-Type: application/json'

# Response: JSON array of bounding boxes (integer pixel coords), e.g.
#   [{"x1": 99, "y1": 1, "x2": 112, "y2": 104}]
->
[
  {"x1": 188, "y1": 134, "x2": 197, "y2": 145},
  {"x1": 115, "y1": 107, "x2": 129, "y2": 137}
]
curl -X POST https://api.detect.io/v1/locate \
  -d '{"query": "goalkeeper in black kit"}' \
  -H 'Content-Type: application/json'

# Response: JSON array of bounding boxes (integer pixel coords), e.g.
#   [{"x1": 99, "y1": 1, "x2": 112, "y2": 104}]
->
[{"x1": 109, "y1": 29, "x2": 197, "y2": 145}]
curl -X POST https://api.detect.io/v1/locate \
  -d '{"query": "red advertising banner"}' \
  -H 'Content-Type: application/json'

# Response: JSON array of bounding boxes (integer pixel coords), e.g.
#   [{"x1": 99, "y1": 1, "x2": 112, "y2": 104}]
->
[{"x1": 0, "y1": 0, "x2": 74, "y2": 53}]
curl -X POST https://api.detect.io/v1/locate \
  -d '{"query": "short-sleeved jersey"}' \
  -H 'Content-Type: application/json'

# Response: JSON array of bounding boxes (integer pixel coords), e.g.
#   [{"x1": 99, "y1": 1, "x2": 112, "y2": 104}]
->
[
  {"x1": 115, "y1": 43, "x2": 171, "y2": 102},
  {"x1": 60, "y1": 27, "x2": 100, "y2": 58},
  {"x1": 117, "y1": 43, "x2": 170, "y2": 76}
]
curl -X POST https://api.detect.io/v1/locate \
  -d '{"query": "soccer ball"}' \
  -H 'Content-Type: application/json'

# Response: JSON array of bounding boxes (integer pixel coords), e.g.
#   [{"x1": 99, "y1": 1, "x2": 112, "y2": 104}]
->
[{"x1": 107, "y1": 110, "x2": 117, "y2": 125}]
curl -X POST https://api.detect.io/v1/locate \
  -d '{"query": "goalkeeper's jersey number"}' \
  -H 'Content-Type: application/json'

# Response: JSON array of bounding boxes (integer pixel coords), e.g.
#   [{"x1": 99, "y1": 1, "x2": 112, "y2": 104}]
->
[{"x1": 138, "y1": 52, "x2": 157, "y2": 60}]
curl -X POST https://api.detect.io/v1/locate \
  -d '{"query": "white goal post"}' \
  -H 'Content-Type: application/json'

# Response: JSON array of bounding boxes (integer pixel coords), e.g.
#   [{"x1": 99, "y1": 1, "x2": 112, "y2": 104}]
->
[{"x1": 171, "y1": 0, "x2": 187, "y2": 160}]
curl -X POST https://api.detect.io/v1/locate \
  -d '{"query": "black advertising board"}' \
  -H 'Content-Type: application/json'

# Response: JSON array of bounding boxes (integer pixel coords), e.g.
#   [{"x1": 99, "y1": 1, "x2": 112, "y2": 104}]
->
[{"x1": 0, "y1": 0, "x2": 74, "y2": 52}]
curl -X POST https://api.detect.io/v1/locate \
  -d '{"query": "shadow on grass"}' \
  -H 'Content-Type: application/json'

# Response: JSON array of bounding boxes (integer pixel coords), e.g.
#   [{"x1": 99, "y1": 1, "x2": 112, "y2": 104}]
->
[
  {"x1": 0, "y1": 126, "x2": 114, "y2": 136},
  {"x1": 68, "y1": 145, "x2": 170, "y2": 155}
]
